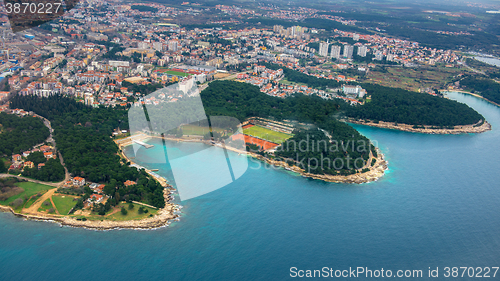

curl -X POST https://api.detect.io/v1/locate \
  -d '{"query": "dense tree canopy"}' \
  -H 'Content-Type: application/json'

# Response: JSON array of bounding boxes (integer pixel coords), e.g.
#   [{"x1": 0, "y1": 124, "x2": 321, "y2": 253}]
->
[
  {"x1": 22, "y1": 157, "x2": 65, "y2": 182},
  {"x1": 9, "y1": 95, "x2": 165, "y2": 208},
  {"x1": 0, "y1": 113, "x2": 50, "y2": 156},
  {"x1": 345, "y1": 84, "x2": 484, "y2": 126},
  {"x1": 460, "y1": 76, "x2": 500, "y2": 105},
  {"x1": 200, "y1": 81, "x2": 373, "y2": 175}
]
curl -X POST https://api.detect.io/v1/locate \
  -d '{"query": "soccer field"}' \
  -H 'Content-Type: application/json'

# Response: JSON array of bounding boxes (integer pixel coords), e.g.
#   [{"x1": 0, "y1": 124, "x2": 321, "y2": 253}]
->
[
  {"x1": 164, "y1": 70, "x2": 190, "y2": 77},
  {"x1": 243, "y1": 125, "x2": 292, "y2": 144}
]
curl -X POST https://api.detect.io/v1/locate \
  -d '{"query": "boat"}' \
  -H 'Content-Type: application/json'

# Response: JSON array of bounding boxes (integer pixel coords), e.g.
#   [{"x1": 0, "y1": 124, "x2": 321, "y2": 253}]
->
[{"x1": 151, "y1": 169, "x2": 159, "y2": 171}]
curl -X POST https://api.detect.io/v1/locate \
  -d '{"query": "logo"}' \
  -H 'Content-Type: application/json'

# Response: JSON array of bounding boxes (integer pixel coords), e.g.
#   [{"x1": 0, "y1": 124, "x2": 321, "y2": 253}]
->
[{"x1": 3, "y1": 0, "x2": 80, "y2": 32}]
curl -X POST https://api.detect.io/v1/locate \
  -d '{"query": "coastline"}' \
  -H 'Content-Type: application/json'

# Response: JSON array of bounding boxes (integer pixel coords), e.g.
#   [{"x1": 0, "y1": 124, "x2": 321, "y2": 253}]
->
[
  {"x1": 250, "y1": 147, "x2": 388, "y2": 184},
  {"x1": 344, "y1": 118, "x2": 491, "y2": 135},
  {"x1": 0, "y1": 189, "x2": 180, "y2": 230},
  {"x1": 118, "y1": 134, "x2": 388, "y2": 185},
  {"x1": 443, "y1": 90, "x2": 500, "y2": 108}
]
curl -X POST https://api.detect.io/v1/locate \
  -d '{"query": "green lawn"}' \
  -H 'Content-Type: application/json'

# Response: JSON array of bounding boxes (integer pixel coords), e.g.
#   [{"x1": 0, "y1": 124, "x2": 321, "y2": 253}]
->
[
  {"x1": 52, "y1": 195, "x2": 77, "y2": 215},
  {"x1": 243, "y1": 125, "x2": 293, "y2": 144},
  {"x1": 24, "y1": 191, "x2": 47, "y2": 208},
  {"x1": 181, "y1": 124, "x2": 224, "y2": 136},
  {"x1": 0, "y1": 181, "x2": 53, "y2": 207},
  {"x1": 38, "y1": 199, "x2": 54, "y2": 213},
  {"x1": 106, "y1": 202, "x2": 158, "y2": 221}
]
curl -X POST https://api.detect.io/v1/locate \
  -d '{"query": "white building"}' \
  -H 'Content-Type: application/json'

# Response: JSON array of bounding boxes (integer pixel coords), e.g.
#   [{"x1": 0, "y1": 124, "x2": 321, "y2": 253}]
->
[
  {"x1": 357, "y1": 46, "x2": 368, "y2": 57},
  {"x1": 330, "y1": 45, "x2": 341, "y2": 59},
  {"x1": 343, "y1": 45, "x2": 354, "y2": 59},
  {"x1": 319, "y1": 40, "x2": 329, "y2": 57}
]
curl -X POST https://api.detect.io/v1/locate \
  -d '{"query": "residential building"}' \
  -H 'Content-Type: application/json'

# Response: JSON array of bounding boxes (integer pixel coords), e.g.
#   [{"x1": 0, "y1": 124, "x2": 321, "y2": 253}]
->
[
  {"x1": 357, "y1": 46, "x2": 368, "y2": 57},
  {"x1": 318, "y1": 40, "x2": 329, "y2": 57},
  {"x1": 343, "y1": 45, "x2": 354, "y2": 59},
  {"x1": 73, "y1": 177, "x2": 86, "y2": 186},
  {"x1": 330, "y1": 45, "x2": 341, "y2": 59}
]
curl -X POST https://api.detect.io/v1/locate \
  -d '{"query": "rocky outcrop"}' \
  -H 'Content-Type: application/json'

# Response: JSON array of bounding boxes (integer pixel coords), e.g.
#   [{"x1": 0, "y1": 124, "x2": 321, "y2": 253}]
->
[
  {"x1": 251, "y1": 147, "x2": 388, "y2": 184},
  {"x1": 344, "y1": 118, "x2": 491, "y2": 135}
]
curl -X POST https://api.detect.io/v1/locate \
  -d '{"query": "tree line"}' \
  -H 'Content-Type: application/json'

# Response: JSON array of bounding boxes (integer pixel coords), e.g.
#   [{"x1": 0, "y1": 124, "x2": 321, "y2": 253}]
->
[
  {"x1": 9, "y1": 95, "x2": 165, "y2": 208},
  {"x1": 345, "y1": 83, "x2": 484, "y2": 126},
  {"x1": 460, "y1": 76, "x2": 500, "y2": 105},
  {"x1": 0, "y1": 112, "x2": 50, "y2": 157},
  {"x1": 200, "y1": 80, "x2": 373, "y2": 175}
]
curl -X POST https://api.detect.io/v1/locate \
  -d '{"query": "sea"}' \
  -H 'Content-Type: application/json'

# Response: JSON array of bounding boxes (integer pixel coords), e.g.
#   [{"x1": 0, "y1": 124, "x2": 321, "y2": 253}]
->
[
  {"x1": 1, "y1": 91, "x2": 499, "y2": 280},
  {"x1": 471, "y1": 53, "x2": 500, "y2": 67}
]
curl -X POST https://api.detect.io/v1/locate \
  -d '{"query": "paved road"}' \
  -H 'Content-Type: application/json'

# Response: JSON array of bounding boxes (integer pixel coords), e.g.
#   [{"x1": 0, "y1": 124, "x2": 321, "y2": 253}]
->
[{"x1": 0, "y1": 174, "x2": 63, "y2": 187}]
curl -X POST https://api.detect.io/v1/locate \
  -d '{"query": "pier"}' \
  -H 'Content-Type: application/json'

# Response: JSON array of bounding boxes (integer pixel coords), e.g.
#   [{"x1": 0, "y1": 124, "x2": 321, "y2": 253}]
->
[{"x1": 132, "y1": 139, "x2": 154, "y2": 148}]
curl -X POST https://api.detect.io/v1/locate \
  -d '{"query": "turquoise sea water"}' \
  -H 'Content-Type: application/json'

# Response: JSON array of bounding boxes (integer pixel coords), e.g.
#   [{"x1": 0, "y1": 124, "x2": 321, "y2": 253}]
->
[{"x1": 1, "y1": 92, "x2": 500, "y2": 280}]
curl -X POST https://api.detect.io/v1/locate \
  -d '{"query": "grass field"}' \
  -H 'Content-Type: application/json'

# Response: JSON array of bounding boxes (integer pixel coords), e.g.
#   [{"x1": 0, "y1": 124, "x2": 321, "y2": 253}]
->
[
  {"x1": 23, "y1": 191, "x2": 47, "y2": 208},
  {"x1": 180, "y1": 124, "x2": 224, "y2": 136},
  {"x1": 107, "y1": 202, "x2": 158, "y2": 221},
  {"x1": 38, "y1": 199, "x2": 54, "y2": 213},
  {"x1": 52, "y1": 195, "x2": 77, "y2": 215},
  {"x1": 0, "y1": 181, "x2": 53, "y2": 207},
  {"x1": 279, "y1": 78, "x2": 307, "y2": 87},
  {"x1": 365, "y1": 65, "x2": 465, "y2": 92},
  {"x1": 164, "y1": 70, "x2": 190, "y2": 77},
  {"x1": 243, "y1": 125, "x2": 292, "y2": 144}
]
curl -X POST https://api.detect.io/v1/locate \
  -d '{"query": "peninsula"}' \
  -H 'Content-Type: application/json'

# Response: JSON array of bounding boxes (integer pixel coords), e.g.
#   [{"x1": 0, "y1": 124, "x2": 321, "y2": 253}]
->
[{"x1": 344, "y1": 83, "x2": 490, "y2": 134}]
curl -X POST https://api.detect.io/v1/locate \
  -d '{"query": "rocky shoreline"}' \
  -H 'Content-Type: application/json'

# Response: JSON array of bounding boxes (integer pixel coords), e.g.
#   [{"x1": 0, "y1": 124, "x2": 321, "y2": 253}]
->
[
  {"x1": 249, "y1": 147, "x2": 388, "y2": 184},
  {"x1": 121, "y1": 134, "x2": 389, "y2": 184},
  {"x1": 0, "y1": 189, "x2": 180, "y2": 230},
  {"x1": 344, "y1": 118, "x2": 491, "y2": 135}
]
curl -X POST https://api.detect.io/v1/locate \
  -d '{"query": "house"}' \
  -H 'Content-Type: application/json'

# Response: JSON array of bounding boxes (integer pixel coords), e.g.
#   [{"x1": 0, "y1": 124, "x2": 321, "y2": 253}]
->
[
  {"x1": 73, "y1": 177, "x2": 85, "y2": 186},
  {"x1": 38, "y1": 163, "x2": 45, "y2": 169},
  {"x1": 24, "y1": 161, "x2": 34, "y2": 169},
  {"x1": 89, "y1": 194, "x2": 104, "y2": 204},
  {"x1": 40, "y1": 145, "x2": 52, "y2": 152},
  {"x1": 95, "y1": 184, "x2": 105, "y2": 194},
  {"x1": 12, "y1": 154, "x2": 22, "y2": 162},
  {"x1": 23, "y1": 151, "x2": 31, "y2": 157},
  {"x1": 124, "y1": 180, "x2": 136, "y2": 187},
  {"x1": 43, "y1": 152, "x2": 55, "y2": 159}
]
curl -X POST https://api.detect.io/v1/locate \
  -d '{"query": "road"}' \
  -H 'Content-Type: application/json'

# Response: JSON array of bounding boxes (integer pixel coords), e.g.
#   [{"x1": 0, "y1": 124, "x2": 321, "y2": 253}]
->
[
  {"x1": 1, "y1": 114, "x2": 70, "y2": 188},
  {"x1": 36, "y1": 114, "x2": 71, "y2": 184},
  {"x1": 461, "y1": 59, "x2": 486, "y2": 75},
  {"x1": 0, "y1": 173, "x2": 63, "y2": 187}
]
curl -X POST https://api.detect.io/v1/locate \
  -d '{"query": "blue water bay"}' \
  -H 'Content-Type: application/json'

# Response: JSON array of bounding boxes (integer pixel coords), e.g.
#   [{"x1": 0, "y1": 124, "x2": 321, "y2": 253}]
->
[{"x1": 0, "y1": 92, "x2": 499, "y2": 280}]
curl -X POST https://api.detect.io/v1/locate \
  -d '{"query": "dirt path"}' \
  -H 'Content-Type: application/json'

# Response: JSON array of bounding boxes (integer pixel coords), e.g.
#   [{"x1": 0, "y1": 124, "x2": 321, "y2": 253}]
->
[
  {"x1": 49, "y1": 195, "x2": 60, "y2": 215},
  {"x1": 23, "y1": 188, "x2": 57, "y2": 214}
]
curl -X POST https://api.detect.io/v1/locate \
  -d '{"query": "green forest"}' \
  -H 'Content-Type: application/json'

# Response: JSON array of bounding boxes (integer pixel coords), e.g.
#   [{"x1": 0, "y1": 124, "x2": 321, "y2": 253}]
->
[
  {"x1": 0, "y1": 113, "x2": 50, "y2": 156},
  {"x1": 9, "y1": 95, "x2": 165, "y2": 208},
  {"x1": 21, "y1": 152, "x2": 65, "y2": 182},
  {"x1": 345, "y1": 84, "x2": 484, "y2": 126},
  {"x1": 200, "y1": 80, "x2": 373, "y2": 175},
  {"x1": 459, "y1": 77, "x2": 500, "y2": 105}
]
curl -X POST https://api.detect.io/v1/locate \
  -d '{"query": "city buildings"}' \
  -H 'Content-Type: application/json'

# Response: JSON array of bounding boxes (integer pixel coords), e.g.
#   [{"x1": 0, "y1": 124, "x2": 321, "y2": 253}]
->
[{"x1": 343, "y1": 45, "x2": 354, "y2": 59}]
